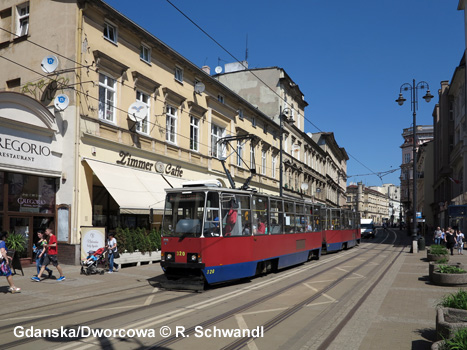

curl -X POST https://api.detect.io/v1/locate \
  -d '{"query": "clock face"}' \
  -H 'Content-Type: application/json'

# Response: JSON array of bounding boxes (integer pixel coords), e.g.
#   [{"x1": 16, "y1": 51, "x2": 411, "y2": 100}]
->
[{"x1": 155, "y1": 161, "x2": 165, "y2": 173}]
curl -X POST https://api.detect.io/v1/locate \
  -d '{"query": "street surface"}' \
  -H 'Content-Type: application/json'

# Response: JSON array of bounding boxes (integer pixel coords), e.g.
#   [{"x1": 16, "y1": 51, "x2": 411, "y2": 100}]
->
[{"x1": 1, "y1": 229, "x2": 458, "y2": 349}]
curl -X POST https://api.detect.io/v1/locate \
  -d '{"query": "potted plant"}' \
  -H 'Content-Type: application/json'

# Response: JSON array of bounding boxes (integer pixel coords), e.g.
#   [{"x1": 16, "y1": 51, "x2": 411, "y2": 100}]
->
[
  {"x1": 432, "y1": 327, "x2": 467, "y2": 349},
  {"x1": 5, "y1": 232, "x2": 27, "y2": 255},
  {"x1": 436, "y1": 290, "x2": 467, "y2": 340},
  {"x1": 5, "y1": 231, "x2": 29, "y2": 268},
  {"x1": 428, "y1": 245, "x2": 450, "y2": 262},
  {"x1": 432, "y1": 265, "x2": 467, "y2": 286}
]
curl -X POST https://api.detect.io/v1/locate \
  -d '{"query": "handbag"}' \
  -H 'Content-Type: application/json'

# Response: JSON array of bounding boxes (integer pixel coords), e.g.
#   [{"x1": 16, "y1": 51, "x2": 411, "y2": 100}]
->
[{"x1": 113, "y1": 251, "x2": 120, "y2": 259}]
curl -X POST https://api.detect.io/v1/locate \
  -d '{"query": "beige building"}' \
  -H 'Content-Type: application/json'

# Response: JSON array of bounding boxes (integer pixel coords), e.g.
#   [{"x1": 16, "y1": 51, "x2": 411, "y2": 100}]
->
[
  {"x1": 347, "y1": 182, "x2": 389, "y2": 225},
  {"x1": 216, "y1": 65, "x2": 347, "y2": 206},
  {"x1": 0, "y1": 0, "x2": 349, "y2": 264}
]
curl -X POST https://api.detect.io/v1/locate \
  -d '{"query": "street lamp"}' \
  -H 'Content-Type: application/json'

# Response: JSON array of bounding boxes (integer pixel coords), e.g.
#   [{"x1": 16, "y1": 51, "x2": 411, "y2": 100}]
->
[
  {"x1": 395, "y1": 79, "x2": 433, "y2": 239},
  {"x1": 279, "y1": 106, "x2": 294, "y2": 197}
]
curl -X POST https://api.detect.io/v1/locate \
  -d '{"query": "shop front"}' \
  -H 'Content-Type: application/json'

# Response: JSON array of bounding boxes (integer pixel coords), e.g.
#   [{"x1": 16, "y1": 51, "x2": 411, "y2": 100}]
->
[{"x1": 0, "y1": 92, "x2": 67, "y2": 260}]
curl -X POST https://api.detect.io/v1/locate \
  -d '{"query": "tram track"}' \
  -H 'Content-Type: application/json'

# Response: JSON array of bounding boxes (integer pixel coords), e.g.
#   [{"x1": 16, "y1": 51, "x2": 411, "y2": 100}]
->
[
  {"x1": 2, "y1": 230, "x2": 398, "y2": 350},
  {"x1": 0, "y1": 287, "x2": 195, "y2": 349},
  {"x1": 145, "y1": 229, "x2": 400, "y2": 350}
]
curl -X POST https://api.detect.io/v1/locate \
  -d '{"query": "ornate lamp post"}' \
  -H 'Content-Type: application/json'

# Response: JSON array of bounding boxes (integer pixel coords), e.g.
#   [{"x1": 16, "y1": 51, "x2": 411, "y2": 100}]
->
[{"x1": 395, "y1": 79, "x2": 433, "y2": 239}]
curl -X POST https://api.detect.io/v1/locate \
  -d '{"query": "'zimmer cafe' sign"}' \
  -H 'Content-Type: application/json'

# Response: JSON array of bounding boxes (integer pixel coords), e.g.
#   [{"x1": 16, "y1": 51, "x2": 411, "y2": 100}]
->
[{"x1": 116, "y1": 151, "x2": 183, "y2": 177}]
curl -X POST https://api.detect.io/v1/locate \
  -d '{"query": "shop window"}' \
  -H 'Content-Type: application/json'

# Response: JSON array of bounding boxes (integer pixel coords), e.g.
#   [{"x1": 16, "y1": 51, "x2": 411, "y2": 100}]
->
[{"x1": 7, "y1": 173, "x2": 55, "y2": 213}]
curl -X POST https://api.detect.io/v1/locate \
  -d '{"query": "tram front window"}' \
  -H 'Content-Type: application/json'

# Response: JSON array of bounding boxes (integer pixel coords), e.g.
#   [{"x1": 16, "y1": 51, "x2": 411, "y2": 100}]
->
[{"x1": 162, "y1": 192, "x2": 205, "y2": 237}]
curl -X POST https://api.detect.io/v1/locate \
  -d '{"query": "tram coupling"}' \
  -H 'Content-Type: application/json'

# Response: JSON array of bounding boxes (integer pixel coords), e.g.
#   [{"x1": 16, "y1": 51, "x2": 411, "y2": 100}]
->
[{"x1": 159, "y1": 275, "x2": 205, "y2": 292}]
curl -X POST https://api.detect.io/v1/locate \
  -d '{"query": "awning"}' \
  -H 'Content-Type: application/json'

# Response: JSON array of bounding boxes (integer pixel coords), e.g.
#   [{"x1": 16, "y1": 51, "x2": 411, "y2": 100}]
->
[{"x1": 84, "y1": 159, "x2": 186, "y2": 215}]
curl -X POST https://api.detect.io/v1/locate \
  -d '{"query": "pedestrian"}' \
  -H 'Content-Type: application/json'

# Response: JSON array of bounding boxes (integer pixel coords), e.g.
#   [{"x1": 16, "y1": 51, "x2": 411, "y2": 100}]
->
[
  {"x1": 0, "y1": 231, "x2": 21, "y2": 293},
  {"x1": 31, "y1": 228, "x2": 65, "y2": 282},
  {"x1": 433, "y1": 226, "x2": 442, "y2": 245},
  {"x1": 440, "y1": 228, "x2": 446, "y2": 246},
  {"x1": 34, "y1": 230, "x2": 52, "y2": 278},
  {"x1": 457, "y1": 230, "x2": 465, "y2": 255},
  {"x1": 107, "y1": 233, "x2": 119, "y2": 273},
  {"x1": 445, "y1": 229, "x2": 456, "y2": 256}
]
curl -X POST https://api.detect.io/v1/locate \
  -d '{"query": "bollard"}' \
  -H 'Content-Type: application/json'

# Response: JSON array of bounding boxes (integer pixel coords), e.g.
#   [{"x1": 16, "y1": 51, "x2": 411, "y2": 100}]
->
[{"x1": 412, "y1": 240, "x2": 418, "y2": 253}]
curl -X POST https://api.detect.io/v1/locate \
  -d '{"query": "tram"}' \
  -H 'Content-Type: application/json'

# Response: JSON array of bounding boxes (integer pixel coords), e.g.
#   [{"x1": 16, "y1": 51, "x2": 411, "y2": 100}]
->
[{"x1": 160, "y1": 181, "x2": 360, "y2": 289}]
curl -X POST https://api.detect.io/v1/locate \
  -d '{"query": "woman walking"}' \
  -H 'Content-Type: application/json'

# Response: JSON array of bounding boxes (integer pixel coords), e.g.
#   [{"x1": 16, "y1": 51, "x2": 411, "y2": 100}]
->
[
  {"x1": 34, "y1": 230, "x2": 53, "y2": 278},
  {"x1": 0, "y1": 231, "x2": 21, "y2": 293},
  {"x1": 445, "y1": 229, "x2": 457, "y2": 256},
  {"x1": 457, "y1": 230, "x2": 465, "y2": 255}
]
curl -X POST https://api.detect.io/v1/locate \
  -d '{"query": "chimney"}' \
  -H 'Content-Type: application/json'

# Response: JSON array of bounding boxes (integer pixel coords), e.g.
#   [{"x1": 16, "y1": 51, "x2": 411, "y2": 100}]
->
[{"x1": 202, "y1": 65, "x2": 210, "y2": 75}]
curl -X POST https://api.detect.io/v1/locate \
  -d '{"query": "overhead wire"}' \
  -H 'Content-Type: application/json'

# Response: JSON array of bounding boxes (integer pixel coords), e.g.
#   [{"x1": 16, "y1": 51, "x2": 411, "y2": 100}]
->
[{"x1": 164, "y1": 0, "x2": 384, "y2": 181}]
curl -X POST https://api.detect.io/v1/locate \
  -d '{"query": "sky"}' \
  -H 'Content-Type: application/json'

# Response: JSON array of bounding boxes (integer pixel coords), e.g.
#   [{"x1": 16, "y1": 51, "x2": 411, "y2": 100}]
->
[{"x1": 105, "y1": 0, "x2": 465, "y2": 187}]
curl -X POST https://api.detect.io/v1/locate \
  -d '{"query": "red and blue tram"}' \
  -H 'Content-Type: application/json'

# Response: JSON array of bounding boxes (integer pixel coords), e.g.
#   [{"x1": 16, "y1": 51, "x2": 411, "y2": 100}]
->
[{"x1": 160, "y1": 182, "x2": 360, "y2": 288}]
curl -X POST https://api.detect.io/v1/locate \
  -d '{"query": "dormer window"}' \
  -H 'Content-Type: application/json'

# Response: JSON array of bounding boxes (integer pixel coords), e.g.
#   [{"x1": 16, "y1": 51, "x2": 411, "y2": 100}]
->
[
  {"x1": 174, "y1": 67, "x2": 183, "y2": 82},
  {"x1": 217, "y1": 94, "x2": 224, "y2": 104},
  {"x1": 140, "y1": 44, "x2": 151, "y2": 63},
  {"x1": 103, "y1": 22, "x2": 117, "y2": 44}
]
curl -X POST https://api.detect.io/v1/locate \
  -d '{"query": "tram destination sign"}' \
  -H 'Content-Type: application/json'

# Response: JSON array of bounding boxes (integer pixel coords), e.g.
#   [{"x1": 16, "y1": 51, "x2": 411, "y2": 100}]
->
[{"x1": 116, "y1": 151, "x2": 183, "y2": 177}]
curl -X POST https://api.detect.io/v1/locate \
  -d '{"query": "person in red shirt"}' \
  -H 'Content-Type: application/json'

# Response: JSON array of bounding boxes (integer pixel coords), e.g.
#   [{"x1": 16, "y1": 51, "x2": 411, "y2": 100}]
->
[
  {"x1": 31, "y1": 228, "x2": 65, "y2": 282},
  {"x1": 257, "y1": 218, "x2": 266, "y2": 234}
]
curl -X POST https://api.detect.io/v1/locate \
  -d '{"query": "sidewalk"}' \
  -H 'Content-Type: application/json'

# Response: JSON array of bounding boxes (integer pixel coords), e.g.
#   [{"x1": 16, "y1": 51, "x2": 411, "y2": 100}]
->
[
  {"x1": 2, "y1": 260, "x2": 164, "y2": 314},
  {"x1": 358, "y1": 231, "x2": 467, "y2": 350}
]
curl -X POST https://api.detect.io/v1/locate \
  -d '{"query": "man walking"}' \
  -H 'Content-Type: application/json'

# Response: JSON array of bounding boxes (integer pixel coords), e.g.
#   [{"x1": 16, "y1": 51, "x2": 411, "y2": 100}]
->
[
  {"x1": 31, "y1": 228, "x2": 65, "y2": 282},
  {"x1": 434, "y1": 226, "x2": 442, "y2": 245}
]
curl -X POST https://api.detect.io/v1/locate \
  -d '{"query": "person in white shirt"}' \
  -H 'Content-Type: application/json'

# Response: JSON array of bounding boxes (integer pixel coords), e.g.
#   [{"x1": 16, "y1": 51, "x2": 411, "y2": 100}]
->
[
  {"x1": 107, "y1": 233, "x2": 119, "y2": 273},
  {"x1": 456, "y1": 230, "x2": 465, "y2": 255}
]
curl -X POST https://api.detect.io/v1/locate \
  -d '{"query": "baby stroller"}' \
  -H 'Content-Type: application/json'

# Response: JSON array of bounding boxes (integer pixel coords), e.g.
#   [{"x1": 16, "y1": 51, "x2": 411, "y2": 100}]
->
[{"x1": 80, "y1": 247, "x2": 105, "y2": 275}]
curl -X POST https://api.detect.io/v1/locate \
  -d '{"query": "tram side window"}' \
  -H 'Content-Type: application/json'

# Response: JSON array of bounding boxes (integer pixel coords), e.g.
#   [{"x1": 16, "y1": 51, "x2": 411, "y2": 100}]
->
[
  {"x1": 252, "y1": 195, "x2": 268, "y2": 235},
  {"x1": 270, "y1": 199, "x2": 283, "y2": 234},
  {"x1": 332, "y1": 209, "x2": 341, "y2": 230},
  {"x1": 312, "y1": 205, "x2": 321, "y2": 231},
  {"x1": 204, "y1": 192, "x2": 220, "y2": 237},
  {"x1": 221, "y1": 193, "x2": 249, "y2": 236},
  {"x1": 305, "y1": 205, "x2": 312, "y2": 232},
  {"x1": 295, "y1": 204, "x2": 304, "y2": 232},
  {"x1": 284, "y1": 201, "x2": 295, "y2": 233}
]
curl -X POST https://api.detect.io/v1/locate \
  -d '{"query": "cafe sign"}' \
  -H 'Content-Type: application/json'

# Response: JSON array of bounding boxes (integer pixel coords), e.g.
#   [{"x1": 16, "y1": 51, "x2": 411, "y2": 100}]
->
[{"x1": 116, "y1": 151, "x2": 183, "y2": 177}]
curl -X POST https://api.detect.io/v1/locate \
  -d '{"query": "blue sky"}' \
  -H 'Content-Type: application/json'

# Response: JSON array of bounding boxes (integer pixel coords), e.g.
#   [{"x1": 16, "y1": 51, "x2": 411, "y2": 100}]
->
[{"x1": 106, "y1": 0, "x2": 465, "y2": 187}]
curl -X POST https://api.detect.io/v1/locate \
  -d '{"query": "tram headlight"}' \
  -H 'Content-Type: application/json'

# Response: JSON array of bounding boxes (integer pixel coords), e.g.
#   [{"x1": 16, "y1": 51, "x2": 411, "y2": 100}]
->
[
  {"x1": 165, "y1": 252, "x2": 175, "y2": 262},
  {"x1": 188, "y1": 253, "x2": 200, "y2": 263}
]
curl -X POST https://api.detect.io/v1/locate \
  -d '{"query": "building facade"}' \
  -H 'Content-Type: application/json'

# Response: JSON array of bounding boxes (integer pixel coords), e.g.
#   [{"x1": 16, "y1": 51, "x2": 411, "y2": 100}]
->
[{"x1": 400, "y1": 125, "x2": 433, "y2": 232}]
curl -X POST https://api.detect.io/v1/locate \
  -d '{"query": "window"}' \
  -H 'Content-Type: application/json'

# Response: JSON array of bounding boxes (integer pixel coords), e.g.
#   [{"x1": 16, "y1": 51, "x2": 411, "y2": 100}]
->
[
  {"x1": 272, "y1": 155, "x2": 277, "y2": 179},
  {"x1": 166, "y1": 105, "x2": 177, "y2": 143},
  {"x1": 404, "y1": 153, "x2": 411, "y2": 164},
  {"x1": 16, "y1": 2, "x2": 29, "y2": 37},
  {"x1": 136, "y1": 90, "x2": 150, "y2": 134},
  {"x1": 211, "y1": 124, "x2": 225, "y2": 158},
  {"x1": 217, "y1": 94, "x2": 224, "y2": 104},
  {"x1": 103, "y1": 22, "x2": 117, "y2": 44},
  {"x1": 174, "y1": 67, "x2": 183, "y2": 82},
  {"x1": 250, "y1": 145, "x2": 255, "y2": 169},
  {"x1": 190, "y1": 116, "x2": 199, "y2": 151},
  {"x1": 98, "y1": 73, "x2": 116, "y2": 123},
  {"x1": 238, "y1": 109, "x2": 244, "y2": 120},
  {"x1": 261, "y1": 150, "x2": 267, "y2": 175},
  {"x1": 251, "y1": 116, "x2": 256, "y2": 127},
  {"x1": 140, "y1": 44, "x2": 151, "y2": 63},
  {"x1": 237, "y1": 141, "x2": 243, "y2": 167},
  {"x1": 284, "y1": 135, "x2": 288, "y2": 153}
]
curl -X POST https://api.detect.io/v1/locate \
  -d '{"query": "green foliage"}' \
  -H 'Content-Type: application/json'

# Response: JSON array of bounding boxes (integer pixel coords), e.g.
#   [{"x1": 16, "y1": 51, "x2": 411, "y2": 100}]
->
[
  {"x1": 437, "y1": 257, "x2": 449, "y2": 264},
  {"x1": 438, "y1": 290, "x2": 467, "y2": 310},
  {"x1": 438, "y1": 265, "x2": 467, "y2": 274},
  {"x1": 431, "y1": 245, "x2": 449, "y2": 256},
  {"x1": 441, "y1": 328, "x2": 467, "y2": 349},
  {"x1": 5, "y1": 232, "x2": 27, "y2": 254},
  {"x1": 114, "y1": 227, "x2": 161, "y2": 254}
]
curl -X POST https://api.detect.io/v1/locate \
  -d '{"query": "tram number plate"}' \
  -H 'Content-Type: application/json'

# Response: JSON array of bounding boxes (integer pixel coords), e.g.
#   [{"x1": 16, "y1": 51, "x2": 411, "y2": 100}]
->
[
  {"x1": 206, "y1": 269, "x2": 215, "y2": 274},
  {"x1": 176, "y1": 251, "x2": 186, "y2": 257}
]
